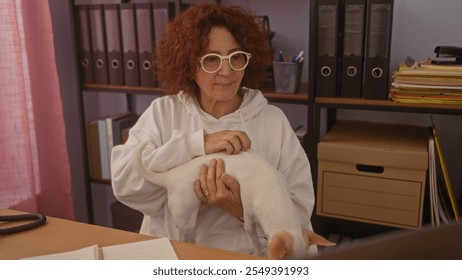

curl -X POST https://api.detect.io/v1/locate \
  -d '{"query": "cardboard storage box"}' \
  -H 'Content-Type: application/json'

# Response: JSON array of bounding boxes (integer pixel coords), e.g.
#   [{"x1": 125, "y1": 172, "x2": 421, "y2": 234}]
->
[{"x1": 317, "y1": 121, "x2": 428, "y2": 229}]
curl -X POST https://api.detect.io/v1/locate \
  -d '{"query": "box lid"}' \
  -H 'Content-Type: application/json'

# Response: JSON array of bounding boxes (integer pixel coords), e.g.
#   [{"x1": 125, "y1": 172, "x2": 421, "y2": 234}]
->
[{"x1": 318, "y1": 121, "x2": 428, "y2": 170}]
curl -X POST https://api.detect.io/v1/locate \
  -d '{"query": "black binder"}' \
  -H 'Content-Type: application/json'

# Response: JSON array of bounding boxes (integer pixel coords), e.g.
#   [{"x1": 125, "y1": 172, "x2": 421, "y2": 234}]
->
[
  {"x1": 136, "y1": 3, "x2": 156, "y2": 87},
  {"x1": 120, "y1": 4, "x2": 140, "y2": 86},
  {"x1": 89, "y1": 5, "x2": 109, "y2": 85},
  {"x1": 104, "y1": 4, "x2": 124, "y2": 86},
  {"x1": 314, "y1": 0, "x2": 342, "y2": 97},
  {"x1": 362, "y1": 0, "x2": 394, "y2": 100},
  {"x1": 340, "y1": 0, "x2": 366, "y2": 98},
  {"x1": 75, "y1": 5, "x2": 94, "y2": 84}
]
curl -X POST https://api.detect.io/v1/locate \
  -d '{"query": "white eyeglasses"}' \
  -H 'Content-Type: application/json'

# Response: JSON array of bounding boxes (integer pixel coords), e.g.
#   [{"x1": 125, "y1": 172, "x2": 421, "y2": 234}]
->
[{"x1": 198, "y1": 51, "x2": 252, "y2": 73}]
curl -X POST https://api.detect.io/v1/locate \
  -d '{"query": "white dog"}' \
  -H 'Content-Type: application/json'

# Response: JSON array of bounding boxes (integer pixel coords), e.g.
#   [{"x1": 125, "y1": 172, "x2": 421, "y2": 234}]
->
[{"x1": 132, "y1": 141, "x2": 333, "y2": 259}]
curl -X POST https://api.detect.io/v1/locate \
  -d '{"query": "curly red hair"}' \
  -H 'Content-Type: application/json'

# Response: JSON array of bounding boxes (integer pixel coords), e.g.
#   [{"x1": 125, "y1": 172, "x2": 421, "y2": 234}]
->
[{"x1": 154, "y1": 3, "x2": 272, "y2": 97}]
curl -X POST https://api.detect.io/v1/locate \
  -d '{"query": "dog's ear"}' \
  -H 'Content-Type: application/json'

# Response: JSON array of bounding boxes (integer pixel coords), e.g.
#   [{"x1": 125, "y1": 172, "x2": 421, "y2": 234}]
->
[
  {"x1": 302, "y1": 228, "x2": 336, "y2": 247},
  {"x1": 267, "y1": 231, "x2": 294, "y2": 260}
]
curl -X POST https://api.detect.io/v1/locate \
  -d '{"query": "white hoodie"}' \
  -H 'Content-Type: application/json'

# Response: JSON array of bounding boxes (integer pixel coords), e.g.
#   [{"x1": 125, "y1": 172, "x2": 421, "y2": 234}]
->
[{"x1": 111, "y1": 87, "x2": 314, "y2": 255}]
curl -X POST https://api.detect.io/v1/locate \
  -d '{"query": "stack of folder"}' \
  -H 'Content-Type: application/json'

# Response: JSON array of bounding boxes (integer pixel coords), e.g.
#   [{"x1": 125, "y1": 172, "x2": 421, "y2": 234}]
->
[
  {"x1": 309, "y1": 0, "x2": 394, "y2": 100},
  {"x1": 75, "y1": 2, "x2": 176, "y2": 87},
  {"x1": 389, "y1": 57, "x2": 462, "y2": 105}
]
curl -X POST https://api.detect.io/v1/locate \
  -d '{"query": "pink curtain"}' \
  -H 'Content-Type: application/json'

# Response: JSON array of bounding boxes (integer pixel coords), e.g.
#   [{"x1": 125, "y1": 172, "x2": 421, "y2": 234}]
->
[{"x1": 0, "y1": 0, "x2": 74, "y2": 220}]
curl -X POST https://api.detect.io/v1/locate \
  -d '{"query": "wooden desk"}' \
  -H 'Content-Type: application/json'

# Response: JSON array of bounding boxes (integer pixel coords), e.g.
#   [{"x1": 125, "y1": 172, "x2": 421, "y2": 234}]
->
[{"x1": 0, "y1": 209, "x2": 261, "y2": 260}]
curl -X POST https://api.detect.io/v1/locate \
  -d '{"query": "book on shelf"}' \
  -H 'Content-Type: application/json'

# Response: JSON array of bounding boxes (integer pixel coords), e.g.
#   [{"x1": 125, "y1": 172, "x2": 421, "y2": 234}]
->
[
  {"x1": 87, "y1": 113, "x2": 138, "y2": 180},
  {"x1": 87, "y1": 119, "x2": 102, "y2": 179},
  {"x1": 97, "y1": 118, "x2": 111, "y2": 179},
  {"x1": 23, "y1": 238, "x2": 178, "y2": 260}
]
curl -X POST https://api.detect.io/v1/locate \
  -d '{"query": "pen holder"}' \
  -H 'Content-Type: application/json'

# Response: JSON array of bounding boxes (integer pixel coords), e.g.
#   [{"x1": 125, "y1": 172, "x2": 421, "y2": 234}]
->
[{"x1": 272, "y1": 61, "x2": 303, "y2": 93}]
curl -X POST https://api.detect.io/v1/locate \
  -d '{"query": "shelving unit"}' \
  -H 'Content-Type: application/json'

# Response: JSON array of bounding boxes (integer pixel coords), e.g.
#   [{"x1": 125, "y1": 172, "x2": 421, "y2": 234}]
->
[
  {"x1": 71, "y1": 0, "x2": 184, "y2": 225},
  {"x1": 305, "y1": 0, "x2": 462, "y2": 236}
]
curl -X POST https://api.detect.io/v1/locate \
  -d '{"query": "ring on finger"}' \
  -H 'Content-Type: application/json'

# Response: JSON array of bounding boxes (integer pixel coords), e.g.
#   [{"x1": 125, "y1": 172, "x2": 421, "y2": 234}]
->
[{"x1": 204, "y1": 190, "x2": 210, "y2": 197}]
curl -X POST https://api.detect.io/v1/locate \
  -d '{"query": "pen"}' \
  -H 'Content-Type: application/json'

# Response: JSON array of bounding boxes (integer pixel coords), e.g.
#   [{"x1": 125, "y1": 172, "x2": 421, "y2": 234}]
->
[
  {"x1": 277, "y1": 50, "x2": 284, "y2": 62},
  {"x1": 294, "y1": 50, "x2": 304, "y2": 63}
]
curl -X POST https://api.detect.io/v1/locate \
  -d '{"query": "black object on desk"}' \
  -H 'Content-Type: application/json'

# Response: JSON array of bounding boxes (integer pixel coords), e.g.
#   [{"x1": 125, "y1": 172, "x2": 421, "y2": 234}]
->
[
  {"x1": 432, "y1": 45, "x2": 462, "y2": 65},
  {"x1": 0, "y1": 213, "x2": 47, "y2": 235}
]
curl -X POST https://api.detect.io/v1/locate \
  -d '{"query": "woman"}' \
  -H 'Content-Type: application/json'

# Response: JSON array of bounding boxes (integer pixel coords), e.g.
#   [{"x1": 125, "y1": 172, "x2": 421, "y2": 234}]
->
[{"x1": 111, "y1": 3, "x2": 315, "y2": 255}]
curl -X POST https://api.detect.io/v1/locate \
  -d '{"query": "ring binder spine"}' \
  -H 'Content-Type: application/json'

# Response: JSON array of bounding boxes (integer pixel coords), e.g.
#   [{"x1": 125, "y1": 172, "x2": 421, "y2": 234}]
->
[
  {"x1": 340, "y1": 0, "x2": 366, "y2": 98},
  {"x1": 120, "y1": 3, "x2": 140, "y2": 86},
  {"x1": 76, "y1": 5, "x2": 95, "y2": 84},
  {"x1": 89, "y1": 4, "x2": 109, "y2": 85},
  {"x1": 136, "y1": 3, "x2": 156, "y2": 87},
  {"x1": 362, "y1": 0, "x2": 394, "y2": 100},
  {"x1": 104, "y1": 4, "x2": 125, "y2": 86},
  {"x1": 314, "y1": 0, "x2": 342, "y2": 98}
]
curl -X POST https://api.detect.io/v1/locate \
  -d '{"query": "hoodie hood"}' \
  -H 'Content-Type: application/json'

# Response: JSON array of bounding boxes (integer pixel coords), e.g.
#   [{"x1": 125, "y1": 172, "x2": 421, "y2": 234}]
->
[{"x1": 177, "y1": 87, "x2": 268, "y2": 134}]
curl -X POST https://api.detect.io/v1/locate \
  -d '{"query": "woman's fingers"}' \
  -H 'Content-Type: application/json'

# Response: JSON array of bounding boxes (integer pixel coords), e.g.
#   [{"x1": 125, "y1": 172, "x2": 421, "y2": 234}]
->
[
  {"x1": 206, "y1": 159, "x2": 217, "y2": 198},
  {"x1": 194, "y1": 179, "x2": 208, "y2": 203},
  {"x1": 204, "y1": 130, "x2": 251, "y2": 154}
]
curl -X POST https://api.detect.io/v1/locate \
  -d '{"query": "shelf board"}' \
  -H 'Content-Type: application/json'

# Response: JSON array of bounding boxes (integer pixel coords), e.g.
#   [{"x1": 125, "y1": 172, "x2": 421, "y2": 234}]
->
[
  {"x1": 81, "y1": 83, "x2": 309, "y2": 104},
  {"x1": 315, "y1": 97, "x2": 462, "y2": 115},
  {"x1": 82, "y1": 83, "x2": 166, "y2": 95}
]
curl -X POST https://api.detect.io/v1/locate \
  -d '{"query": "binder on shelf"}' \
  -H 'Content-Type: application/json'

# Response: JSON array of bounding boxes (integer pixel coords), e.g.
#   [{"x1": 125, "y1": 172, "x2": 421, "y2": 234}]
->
[
  {"x1": 339, "y1": 0, "x2": 366, "y2": 98},
  {"x1": 115, "y1": 116, "x2": 138, "y2": 145},
  {"x1": 136, "y1": 3, "x2": 156, "y2": 87},
  {"x1": 105, "y1": 113, "x2": 139, "y2": 178},
  {"x1": 87, "y1": 113, "x2": 138, "y2": 181},
  {"x1": 120, "y1": 3, "x2": 140, "y2": 86},
  {"x1": 106, "y1": 113, "x2": 133, "y2": 161},
  {"x1": 104, "y1": 4, "x2": 125, "y2": 86},
  {"x1": 87, "y1": 120, "x2": 102, "y2": 179},
  {"x1": 152, "y1": 2, "x2": 175, "y2": 45},
  {"x1": 362, "y1": 0, "x2": 394, "y2": 100},
  {"x1": 151, "y1": 2, "x2": 176, "y2": 87},
  {"x1": 89, "y1": 5, "x2": 109, "y2": 85},
  {"x1": 97, "y1": 118, "x2": 111, "y2": 180},
  {"x1": 110, "y1": 113, "x2": 138, "y2": 147},
  {"x1": 121, "y1": 126, "x2": 131, "y2": 144},
  {"x1": 75, "y1": 5, "x2": 94, "y2": 83},
  {"x1": 314, "y1": 0, "x2": 342, "y2": 97}
]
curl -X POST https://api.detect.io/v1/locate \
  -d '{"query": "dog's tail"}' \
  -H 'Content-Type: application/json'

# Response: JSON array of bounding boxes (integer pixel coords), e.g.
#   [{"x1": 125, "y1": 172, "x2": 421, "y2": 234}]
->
[{"x1": 302, "y1": 228, "x2": 336, "y2": 248}]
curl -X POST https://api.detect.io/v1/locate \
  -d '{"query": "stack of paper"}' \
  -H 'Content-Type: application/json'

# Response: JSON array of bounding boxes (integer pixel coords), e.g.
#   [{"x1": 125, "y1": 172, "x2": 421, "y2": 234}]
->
[{"x1": 389, "y1": 57, "x2": 462, "y2": 104}]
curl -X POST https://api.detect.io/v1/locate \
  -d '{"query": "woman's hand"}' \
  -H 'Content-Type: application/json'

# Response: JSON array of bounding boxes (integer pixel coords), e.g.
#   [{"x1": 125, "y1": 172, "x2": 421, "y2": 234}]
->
[
  {"x1": 193, "y1": 158, "x2": 244, "y2": 219},
  {"x1": 204, "y1": 130, "x2": 251, "y2": 155}
]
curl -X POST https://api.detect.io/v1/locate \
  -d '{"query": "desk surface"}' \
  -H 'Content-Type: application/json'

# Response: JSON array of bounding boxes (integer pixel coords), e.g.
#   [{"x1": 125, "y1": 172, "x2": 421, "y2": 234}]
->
[{"x1": 0, "y1": 209, "x2": 261, "y2": 260}]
